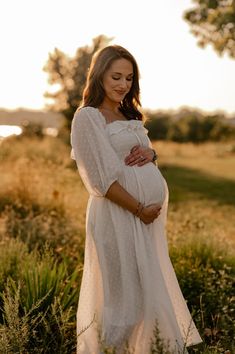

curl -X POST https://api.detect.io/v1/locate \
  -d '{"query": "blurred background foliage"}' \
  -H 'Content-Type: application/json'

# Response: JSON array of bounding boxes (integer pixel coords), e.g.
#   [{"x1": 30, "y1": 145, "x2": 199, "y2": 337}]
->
[
  {"x1": 43, "y1": 28, "x2": 235, "y2": 144},
  {"x1": 144, "y1": 109, "x2": 235, "y2": 143},
  {"x1": 44, "y1": 35, "x2": 111, "y2": 130},
  {"x1": 184, "y1": 0, "x2": 235, "y2": 58}
]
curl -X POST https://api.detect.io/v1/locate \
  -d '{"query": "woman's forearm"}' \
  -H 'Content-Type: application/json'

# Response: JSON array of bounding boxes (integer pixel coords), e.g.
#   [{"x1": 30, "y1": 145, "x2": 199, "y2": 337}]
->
[
  {"x1": 105, "y1": 181, "x2": 161, "y2": 224},
  {"x1": 105, "y1": 181, "x2": 139, "y2": 215}
]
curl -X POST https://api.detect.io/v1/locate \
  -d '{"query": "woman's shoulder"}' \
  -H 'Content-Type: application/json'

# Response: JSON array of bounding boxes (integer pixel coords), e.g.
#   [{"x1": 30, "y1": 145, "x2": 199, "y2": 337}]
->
[
  {"x1": 74, "y1": 105, "x2": 96, "y2": 116},
  {"x1": 73, "y1": 106, "x2": 106, "y2": 127}
]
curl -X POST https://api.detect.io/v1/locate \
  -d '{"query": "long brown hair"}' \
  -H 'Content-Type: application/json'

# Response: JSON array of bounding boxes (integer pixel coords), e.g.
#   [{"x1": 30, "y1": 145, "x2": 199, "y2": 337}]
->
[{"x1": 82, "y1": 45, "x2": 143, "y2": 120}]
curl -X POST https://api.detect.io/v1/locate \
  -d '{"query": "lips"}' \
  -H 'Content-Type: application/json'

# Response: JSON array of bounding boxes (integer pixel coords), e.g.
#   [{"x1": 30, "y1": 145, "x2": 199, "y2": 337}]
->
[{"x1": 115, "y1": 90, "x2": 126, "y2": 95}]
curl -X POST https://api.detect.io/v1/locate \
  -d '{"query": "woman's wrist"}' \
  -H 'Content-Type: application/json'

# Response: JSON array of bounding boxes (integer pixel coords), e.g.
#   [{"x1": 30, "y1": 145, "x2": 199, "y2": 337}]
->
[
  {"x1": 151, "y1": 149, "x2": 158, "y2": 164},
  {"x1": 134, "y1": 202, "x2": 144, "y2": 217},
  {"x1": 138, "y1": 205, "x2": 145, "y2": 218}
]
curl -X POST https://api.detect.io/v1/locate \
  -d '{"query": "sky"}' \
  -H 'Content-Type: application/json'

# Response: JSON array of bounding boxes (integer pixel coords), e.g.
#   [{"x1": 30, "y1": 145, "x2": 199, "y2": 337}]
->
[{"x1": 0, "y1": 0, "x2": 235, "y2": 115}]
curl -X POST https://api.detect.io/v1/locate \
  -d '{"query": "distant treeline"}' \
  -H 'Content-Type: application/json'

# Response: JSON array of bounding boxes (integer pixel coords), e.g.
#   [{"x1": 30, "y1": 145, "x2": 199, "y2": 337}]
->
[
  {"x1": 144, "y1": 108, "x2": 235, "y2": 143},
  {"x1": 5, "y1": 107, "x2": 235, "y2": 144}
]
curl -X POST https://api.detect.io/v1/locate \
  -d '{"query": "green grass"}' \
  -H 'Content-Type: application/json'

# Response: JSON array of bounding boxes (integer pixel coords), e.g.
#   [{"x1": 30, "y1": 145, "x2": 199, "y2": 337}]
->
[
  {"x1": 161, "y1": 164, "x2": 235, "y2": 205},
  {"x1": 0, "y1": 238, "x2": 80, "y2": 353}
]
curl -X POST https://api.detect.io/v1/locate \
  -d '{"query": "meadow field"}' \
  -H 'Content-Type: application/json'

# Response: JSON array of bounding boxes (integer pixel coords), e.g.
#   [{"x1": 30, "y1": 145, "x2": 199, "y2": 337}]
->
[{"x1": 0, "y1": 133, "x2": 234, "y2": 353}]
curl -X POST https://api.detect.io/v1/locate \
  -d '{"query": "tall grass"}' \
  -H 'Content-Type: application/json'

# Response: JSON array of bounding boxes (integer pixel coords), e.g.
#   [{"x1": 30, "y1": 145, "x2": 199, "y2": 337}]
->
[
  {"x1": 0, "y1": 238, "x2": 79, "y2": 353},
  {"x1": 0, "y1": 135, "x2": 87, "y2": 268},
  {"x1": 0, "y1": 134, "x2": 234, "y2": 353},
  {"x1": 171, "y1": 236, "x2": 235, "y2": 353}
]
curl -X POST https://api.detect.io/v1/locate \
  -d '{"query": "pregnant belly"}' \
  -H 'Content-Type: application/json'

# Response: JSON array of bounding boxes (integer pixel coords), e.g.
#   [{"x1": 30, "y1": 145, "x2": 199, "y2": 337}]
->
[{"x1": 120, "y1": 163, "x2": 167, "y2": 206}]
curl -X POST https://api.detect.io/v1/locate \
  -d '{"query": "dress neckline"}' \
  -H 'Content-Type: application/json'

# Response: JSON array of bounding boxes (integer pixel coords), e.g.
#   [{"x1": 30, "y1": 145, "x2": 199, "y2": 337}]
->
[
  {"x1": 97, "y1": 108, "x2": 128, "y2": 125},
  {"x1": 96, "y1": 108, "x2": 141, "y2": 126}
]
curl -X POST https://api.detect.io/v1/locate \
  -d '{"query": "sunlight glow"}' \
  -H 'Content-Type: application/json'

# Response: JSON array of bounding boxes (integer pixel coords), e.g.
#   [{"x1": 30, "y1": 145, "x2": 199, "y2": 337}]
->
[
  {"x1": 0, "y1": 125, "x2": 22, "y2": 138},
  {"x1": 0, "y1": 0, "x2": 235, "y2": 114}
]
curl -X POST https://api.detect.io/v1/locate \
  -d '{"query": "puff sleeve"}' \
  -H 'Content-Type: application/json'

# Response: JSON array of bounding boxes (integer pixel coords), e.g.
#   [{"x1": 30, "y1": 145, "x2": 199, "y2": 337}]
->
[{"x1": 70, "y1": 107, "x2": 123, "y2": 197}]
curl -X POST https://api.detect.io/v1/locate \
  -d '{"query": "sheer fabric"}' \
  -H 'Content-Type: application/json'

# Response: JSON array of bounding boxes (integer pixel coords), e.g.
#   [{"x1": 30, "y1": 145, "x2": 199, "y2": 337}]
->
[{"x1": 71, "y1": 107, "x2": 202, "y2": 353}]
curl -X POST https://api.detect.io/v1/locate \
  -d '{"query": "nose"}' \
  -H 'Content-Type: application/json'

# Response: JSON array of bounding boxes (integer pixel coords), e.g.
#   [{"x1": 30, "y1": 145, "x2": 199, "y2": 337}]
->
[{"x1": 119, "y1": 78, "x2": 129, "y2": 89}]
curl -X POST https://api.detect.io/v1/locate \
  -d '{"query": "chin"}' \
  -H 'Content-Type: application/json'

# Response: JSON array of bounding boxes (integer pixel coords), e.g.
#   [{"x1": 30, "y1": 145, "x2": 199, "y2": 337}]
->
[
  {"x1": 112, "y1": 97, "x2": 123, "y2": 103},
  {"x1": 115, "y1": 95, "x2": 126, "y2": 102}
]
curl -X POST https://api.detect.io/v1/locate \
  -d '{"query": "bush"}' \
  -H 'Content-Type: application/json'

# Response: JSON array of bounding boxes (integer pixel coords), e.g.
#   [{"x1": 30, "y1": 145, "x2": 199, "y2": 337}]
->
[
  {"x1": 145, "y1": 112, "x2": 171, "y2": 140},
  {"x1": 144, "y1": 109, "x2": 235, "y2": 143},
  {"x1": 170, "y1": 236, "x2": 235, "y2": 353},
  {"x1": 21, "y1": 121, "x2": 44, "y2": 138},
  {"x1": 0, "y1": 239, "x2": 79, "y2": 353}
]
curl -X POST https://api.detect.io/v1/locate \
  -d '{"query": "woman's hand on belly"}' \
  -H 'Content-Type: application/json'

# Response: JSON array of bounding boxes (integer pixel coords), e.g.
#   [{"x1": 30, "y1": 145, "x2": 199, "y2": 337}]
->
[
  {"x1": 124, "y1": 145, "x2": 156, "y2": 166},
  {"x1": 139, "y1": 203, "x2": 162, "y2": 225}
]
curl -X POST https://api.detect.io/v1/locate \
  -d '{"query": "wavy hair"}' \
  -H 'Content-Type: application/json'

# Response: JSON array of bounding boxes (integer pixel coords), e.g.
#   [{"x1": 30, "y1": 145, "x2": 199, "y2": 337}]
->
[{"x1": 82, "y1": 45, "x2": 143, "y2": 120}]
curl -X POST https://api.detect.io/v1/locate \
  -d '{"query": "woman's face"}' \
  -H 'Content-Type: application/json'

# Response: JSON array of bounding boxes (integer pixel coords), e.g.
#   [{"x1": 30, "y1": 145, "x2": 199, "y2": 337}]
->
[{"x1": 102, "y1": 58, "x2": 133, "y2": 104}]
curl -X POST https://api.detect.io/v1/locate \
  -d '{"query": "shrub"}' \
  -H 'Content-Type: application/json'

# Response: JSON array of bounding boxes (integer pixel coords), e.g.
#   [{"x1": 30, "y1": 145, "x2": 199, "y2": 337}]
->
[
  {"x1": 144, "y1": 109, "x2": 235, "y2": 143},
  {"x1": 170, "y1": 236, "x2": 235, "y2": 353},
  {"x1": 0, "y1": 239, "x2": 80, "y2": 353},
  {"x1": 145, "y1": 113, "x2": 171, "y2": 140},
  {"x1": 21, "y1": 121, "x2": 44, "y2": 139}
]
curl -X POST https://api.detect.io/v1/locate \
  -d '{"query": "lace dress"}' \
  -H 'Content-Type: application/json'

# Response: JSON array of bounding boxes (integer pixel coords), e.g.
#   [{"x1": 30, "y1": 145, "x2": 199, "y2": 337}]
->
[{"x1": 70, "y1": 107, "x2": 202, "y2": 354}]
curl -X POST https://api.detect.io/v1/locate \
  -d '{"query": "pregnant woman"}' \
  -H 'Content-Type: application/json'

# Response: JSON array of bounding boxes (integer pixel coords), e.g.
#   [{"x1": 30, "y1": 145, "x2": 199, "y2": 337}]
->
[{"x1": 71, "y1": 45, "x2": 202, "y2": 354}]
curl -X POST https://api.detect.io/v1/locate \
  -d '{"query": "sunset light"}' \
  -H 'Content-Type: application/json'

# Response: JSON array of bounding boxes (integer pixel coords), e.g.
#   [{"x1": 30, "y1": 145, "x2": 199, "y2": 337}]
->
[
  {"x1": 0, "y1": 125, "x2": 22, "y2": 138},
  {"x1": 0, "y1": 0, "x2": 235, "y2": 114},
  {"x1": 1, "y1": 2, "x2": 235, "y2": 352}
]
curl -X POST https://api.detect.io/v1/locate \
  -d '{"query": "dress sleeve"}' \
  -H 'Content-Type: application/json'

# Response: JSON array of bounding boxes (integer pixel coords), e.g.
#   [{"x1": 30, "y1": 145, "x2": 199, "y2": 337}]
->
[{"x1": 70, "y1": 107, "x2": 123, "y2": 197}]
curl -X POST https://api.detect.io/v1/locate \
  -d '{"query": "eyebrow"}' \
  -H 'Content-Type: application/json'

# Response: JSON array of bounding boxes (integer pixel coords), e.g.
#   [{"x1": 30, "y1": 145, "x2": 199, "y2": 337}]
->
[{"x1": 112, "y1": 72, "x2": 134, "y2": 76}]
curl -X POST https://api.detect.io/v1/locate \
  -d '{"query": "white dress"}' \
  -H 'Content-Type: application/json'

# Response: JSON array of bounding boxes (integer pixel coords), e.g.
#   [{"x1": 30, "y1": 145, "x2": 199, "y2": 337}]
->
[{"x1": 70, "y1": 106, "x2": 202, "y2": 354}]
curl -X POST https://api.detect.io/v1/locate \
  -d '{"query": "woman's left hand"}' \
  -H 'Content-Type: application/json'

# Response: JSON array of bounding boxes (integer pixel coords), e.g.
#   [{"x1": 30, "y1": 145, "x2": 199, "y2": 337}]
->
[{"x1": 124, "y1": 145, "x2": 155, "y2": 167}]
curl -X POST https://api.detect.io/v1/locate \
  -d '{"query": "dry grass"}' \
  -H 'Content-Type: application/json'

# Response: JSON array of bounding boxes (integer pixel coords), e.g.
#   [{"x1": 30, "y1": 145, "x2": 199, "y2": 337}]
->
[
  {"x1": 154, "y1": 140, "x2": 235, "y2": 180},
  {"x1": 0, "y1": 135, "x2": 88, "y2": 266},
  {"x1": 0, "y1": 135, "x2": 234, "y2": 353},
  {"x1": 152, "y1": 141, "x2": 235, "y2": 248}
]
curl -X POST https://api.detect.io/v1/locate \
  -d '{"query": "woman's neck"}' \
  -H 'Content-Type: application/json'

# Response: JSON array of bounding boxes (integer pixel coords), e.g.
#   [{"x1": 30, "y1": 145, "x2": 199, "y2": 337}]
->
[{"x1": 99, "y1": 100, "x2": 120, "y2": 114}]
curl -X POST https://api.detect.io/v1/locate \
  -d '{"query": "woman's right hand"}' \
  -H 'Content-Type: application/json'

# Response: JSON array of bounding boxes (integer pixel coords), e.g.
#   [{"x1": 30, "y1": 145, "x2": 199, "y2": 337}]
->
[{"x1": 139, "y1": 204, "x2": 161, "y2": 224}]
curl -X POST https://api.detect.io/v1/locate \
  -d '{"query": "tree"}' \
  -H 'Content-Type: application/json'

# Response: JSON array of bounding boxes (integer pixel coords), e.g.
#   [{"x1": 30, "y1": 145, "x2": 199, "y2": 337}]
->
[
  {"x1": 44, "y1": 35, "x2": 111, "y2": 129},
  {"x1": 144, "y1": 111, "x2": 171, "y2": 140},
  {"x1": 184, "y1": 0, "x2": 235, "y2": 58}
]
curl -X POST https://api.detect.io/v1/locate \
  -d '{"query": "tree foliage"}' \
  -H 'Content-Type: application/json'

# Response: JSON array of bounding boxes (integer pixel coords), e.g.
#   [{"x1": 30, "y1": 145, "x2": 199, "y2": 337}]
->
[
  {"x1": 184, "y1": 0, "x2": 235, "y2": 58},
  {"x1": 144, "y1": 108, "x2": 235, "y2": 142},
  {"x1": 144, "y1": 111, "x2": 171, "y2": 141},
  {"x1": 44, "y1": 35, "x2": 111, "y2": 128}
]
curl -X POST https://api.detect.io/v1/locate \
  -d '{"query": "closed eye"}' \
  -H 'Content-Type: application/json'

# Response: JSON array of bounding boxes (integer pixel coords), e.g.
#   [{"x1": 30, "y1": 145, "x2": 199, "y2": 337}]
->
[{"x1": 112, "y1": 76, "x2": 133, "y2": 81}]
